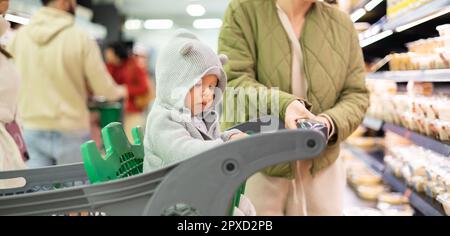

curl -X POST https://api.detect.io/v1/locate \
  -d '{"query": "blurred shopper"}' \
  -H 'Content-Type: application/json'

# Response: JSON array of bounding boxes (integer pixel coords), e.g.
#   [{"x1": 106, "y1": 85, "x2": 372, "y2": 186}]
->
[
  {"x1": 132, "y1": 43, "x2": 156, "y2": 116},
  {"x1": 7, "y1": 0, "x2": 127, "y2": 168},
  {"x1": 132, "y1": 43, "x2": 150, "y2": 72},
  {"x1": 105, "y1": 41, "x2": 151, "y2": 141},
  {"x1": 0, "y1": 0, "x2": 27, "y2": 189}
]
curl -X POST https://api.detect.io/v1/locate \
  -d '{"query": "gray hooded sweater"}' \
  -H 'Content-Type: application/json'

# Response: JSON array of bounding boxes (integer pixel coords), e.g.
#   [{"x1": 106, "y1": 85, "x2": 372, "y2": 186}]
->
[{"x1": 143, "y1": 30, "x2": 240, "y2": 172}]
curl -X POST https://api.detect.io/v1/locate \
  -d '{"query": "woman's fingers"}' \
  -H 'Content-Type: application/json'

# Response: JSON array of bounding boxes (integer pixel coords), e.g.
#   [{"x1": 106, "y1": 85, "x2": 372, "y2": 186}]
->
[{"x1": 285, "y1": 116, "x2": 301, "y2": 129}]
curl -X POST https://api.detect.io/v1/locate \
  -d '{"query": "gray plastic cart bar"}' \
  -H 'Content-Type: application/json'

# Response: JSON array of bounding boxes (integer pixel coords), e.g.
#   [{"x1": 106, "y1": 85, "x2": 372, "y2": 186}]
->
[
  {"x1": 0, "y1": 163, "x2": 88, "y2": 196},
  {"x1": 0, "y1": 130, "x2": 325, "y2": 216}
]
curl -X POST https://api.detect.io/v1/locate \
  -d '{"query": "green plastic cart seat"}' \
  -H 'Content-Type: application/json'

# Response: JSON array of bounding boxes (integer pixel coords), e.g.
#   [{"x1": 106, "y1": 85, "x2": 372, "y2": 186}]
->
[{"x1": 81, "y1": 122, "x2": 144, "y2": 184}]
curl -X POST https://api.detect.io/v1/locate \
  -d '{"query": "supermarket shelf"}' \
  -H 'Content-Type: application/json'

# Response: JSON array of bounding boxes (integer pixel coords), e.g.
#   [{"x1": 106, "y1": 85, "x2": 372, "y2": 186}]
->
[
  {"x1": 362, "y1": 116, "x2": 384, "y2": 131},
  {"x1": 344, "y1": 144, "x2": 385, "y2": 174},
  {"x1": 361, "y1": 0, "x2": 450, "y2": 58},
  {"x1": 362, "y1": 116, "x2": 450, "y2": 157},
  {"x1": 382, "y1": 0, "x2": 450, "y2": 31},
  {"x1": 351, "y1": 0, "x2": 387, "y2": 24},
  {"x1": 383, "y1": 168, "x2": 446, "y2": 216},
  {"x1": 345, "y1": 144, "x2": 446, "y2": 216},
  {"x1": 366, "y1": 69, "x2": 450, "y2": 83},
  {"x1": 383, "y1": 122, "x2": 450, "y2": 157},
  {"x1": 351, "y1": 0, "x2": 371, "y2": 11}
]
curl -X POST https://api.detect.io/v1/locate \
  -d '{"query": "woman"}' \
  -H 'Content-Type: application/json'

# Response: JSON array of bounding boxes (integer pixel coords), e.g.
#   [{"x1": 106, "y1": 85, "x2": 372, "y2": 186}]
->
[
  {"x1": 105, "y1": 42, "x2": 151, "y2": 141},
  {"x1": 0, "y1": 0, "x2": 27, "y2": 187},
  {"x1": 219, "y1": 0, "x2": 369, "y2": 215}
]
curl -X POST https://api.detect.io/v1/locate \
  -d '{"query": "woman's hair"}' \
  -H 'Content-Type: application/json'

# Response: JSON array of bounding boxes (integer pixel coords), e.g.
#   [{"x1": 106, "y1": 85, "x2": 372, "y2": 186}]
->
[{"x1": 107, "y1": 42, "x2": 130, "y2": 61}]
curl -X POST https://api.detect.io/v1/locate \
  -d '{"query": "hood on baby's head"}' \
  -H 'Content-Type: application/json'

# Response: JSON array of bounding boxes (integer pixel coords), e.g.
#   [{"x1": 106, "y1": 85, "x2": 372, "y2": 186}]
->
[{"x1": 154, "y1": 29, "x2": 228, "y2": 111}]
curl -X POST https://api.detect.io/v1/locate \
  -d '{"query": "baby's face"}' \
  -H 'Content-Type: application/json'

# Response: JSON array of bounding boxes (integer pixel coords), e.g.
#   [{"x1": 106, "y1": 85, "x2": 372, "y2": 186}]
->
[{"x1": 185, "y1": 74, "x2": 218, "y2": 116}]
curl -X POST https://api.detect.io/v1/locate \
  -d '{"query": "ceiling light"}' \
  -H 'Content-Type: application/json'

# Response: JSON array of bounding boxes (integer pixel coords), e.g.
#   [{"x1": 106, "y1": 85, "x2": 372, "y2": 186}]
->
[
  {"x1": 124, "y1": 19, "x2": 142, "y2": 30},
  {"x1": 186, "y1": 4, "x2": 206, "y2": 17},
  {"x1": 144, "y1": 19, "x2": 174, "y2": 30},
  {"x1": 193, "y1": 19, "x2": 222, "y2": 29}
]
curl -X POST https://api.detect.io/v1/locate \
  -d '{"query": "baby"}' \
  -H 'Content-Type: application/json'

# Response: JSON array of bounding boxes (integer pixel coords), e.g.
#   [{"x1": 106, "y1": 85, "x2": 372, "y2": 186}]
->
[{"x1": 143, "y1": 30, "x2": 254, "y2": 216}]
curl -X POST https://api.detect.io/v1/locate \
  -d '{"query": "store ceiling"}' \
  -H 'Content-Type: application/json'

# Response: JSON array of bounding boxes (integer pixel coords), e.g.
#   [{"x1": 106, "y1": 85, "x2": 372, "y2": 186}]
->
[{"x1": 94, "y1": 0, "x2": 230, "y2": 20}]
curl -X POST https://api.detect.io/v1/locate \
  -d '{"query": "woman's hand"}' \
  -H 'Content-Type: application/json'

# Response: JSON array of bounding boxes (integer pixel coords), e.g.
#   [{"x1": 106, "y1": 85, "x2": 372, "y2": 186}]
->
[
  {"x1": 229, "y1": 132, "x2": 248, "y2": 141},
  {"x1": 284, "y1": 100, "x2": 315, "y2": 129},
  {"x1": 312, "y1": 115, "x2": 331, "y2": 136}
]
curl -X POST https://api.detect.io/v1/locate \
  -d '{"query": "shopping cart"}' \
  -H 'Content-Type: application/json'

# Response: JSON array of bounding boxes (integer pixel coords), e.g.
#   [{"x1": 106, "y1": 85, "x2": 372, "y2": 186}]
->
[
  {"x1": 0, "y1": 117, "x2": 327, "y2": 216},
  {"x1": 88, "y1": 98, "x2": 124, "y2": 129}
]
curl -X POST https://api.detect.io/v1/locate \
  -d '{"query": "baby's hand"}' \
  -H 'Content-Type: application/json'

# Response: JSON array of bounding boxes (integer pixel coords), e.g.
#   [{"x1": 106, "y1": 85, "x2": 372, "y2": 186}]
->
[{"x1": 229, "y1": 132, "x2": 248, "y2": 141}]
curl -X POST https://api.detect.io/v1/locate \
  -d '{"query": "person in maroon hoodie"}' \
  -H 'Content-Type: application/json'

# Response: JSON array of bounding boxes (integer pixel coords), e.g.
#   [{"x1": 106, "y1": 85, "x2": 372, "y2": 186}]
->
[{"x1": 105, "y1": 42, "x2": 151, "y2": 141}]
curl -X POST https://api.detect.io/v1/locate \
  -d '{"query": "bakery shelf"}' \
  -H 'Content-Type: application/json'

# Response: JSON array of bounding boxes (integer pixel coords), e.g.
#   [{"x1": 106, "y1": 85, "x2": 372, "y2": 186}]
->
[
  {"x1": 362, "y1": 116, "x2": 450, "y2": 157},
  {"x1": 382, "y1": 0, "x2": 450, "y2": 31},
  {"x1": 362, "y1": 116, "x2": 384, "y2": 131},
  {"x1": 344, "y1": 143, "x2": 385, "y2": 174},
  {"x1": 366, "y1": 69, "x2": 450, "y2": 83},
  {"x1": 345, "y1": 144, "x2": 446, "y2": 216},
  {"x1": 351, "y1": 0, "x2": 371, "y2": 11},
  {"x1": 361, "y1": 0, "x2": 450, "y2": 58},
  {"x1": 382, "y1": 168, "x2": 446, "y2": 216},
  {"x1": 382, "y1": 122, "x2": 450, "y2": 157}
]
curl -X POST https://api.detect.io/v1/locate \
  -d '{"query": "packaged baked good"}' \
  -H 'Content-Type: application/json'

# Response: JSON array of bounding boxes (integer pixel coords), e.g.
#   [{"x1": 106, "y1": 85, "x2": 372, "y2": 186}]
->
[
  {"x1": 400, "y1": 112, "x2": 416, "y2": 131},
  {"x1": 411, "y1": 176, "x2": 426, "y2": 192},
  {"x1": 385, "y1": 155, "x2": 404, "y2": 177},
  {"x1": 427, "y1": 119, "x2": 440, "y2": 139},
  {"x1": 377, "y1": 203, "x2": 415, "y2": 216},
  {"x1": 414, "y1": 116, "x2": 427, "y2": 135},
  {"x1": 436, "y1": 193, "x2": 450, "y2": 216},
  {"x1": 423, "y1": 118, "x2": 434, "y2": 136},
  {"x1": 408, "y1": 159, "x2": 427, "y2": 177},
  {"x1": 414, "y1": 97, "x2": 431, "y2": 117},
  {"x1": 445, "y1": 122, "x2": 450, "y2": 142},
  {"x1": 378, "y1": 192, "x2": 409, "y2": 205},
  {"x1": 436, "y1": 121, "x2": 450, "y2": 142},
  {"x1": 401, "y1": 165, "x2": 413, "y2": 182},
  {"x1": 433, "y1": 99, "x2": 450, "y2": 122},
  {"x1": 421, "y1": 98, "x2": 437, "y2": 119},
  {"x1": 357, "y1": 185, "x2": 386, "y2": 201},
  {"x1": 342, "y1": 207, "x2": 383, "y2": 216},
  {"x1": 425, "y1": 182, "x2": 446, "y2": 198},
  {"x1": 407, "y1": 81, "x2": 433, "y2": 96},
  {"x1": 437, "y1": 172, "x2": 450, "y2": 191},
  {"x1": 437, "y1": 24, "x2": 450, "y2": 37},
  {"x1": 350, "y1": 172, "x2": 382, "y2": 186}
]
